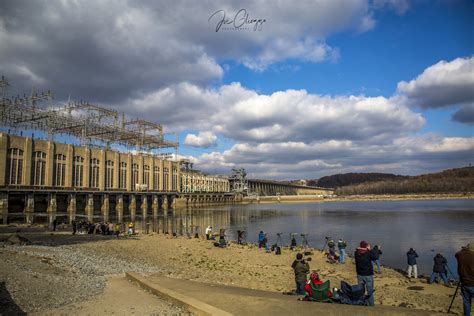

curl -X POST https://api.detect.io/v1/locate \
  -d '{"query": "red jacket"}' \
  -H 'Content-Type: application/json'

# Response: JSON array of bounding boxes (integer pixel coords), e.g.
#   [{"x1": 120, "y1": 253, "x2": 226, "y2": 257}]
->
[{"x1": 304, "y1": 279, "x2": 332, "y2": 298}]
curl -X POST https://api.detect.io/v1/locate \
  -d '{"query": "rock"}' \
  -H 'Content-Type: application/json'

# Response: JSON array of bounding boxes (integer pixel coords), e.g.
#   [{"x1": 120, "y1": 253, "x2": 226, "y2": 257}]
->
[{"x1": 6, "y1": 233, "x2": 31, "y2": 245}]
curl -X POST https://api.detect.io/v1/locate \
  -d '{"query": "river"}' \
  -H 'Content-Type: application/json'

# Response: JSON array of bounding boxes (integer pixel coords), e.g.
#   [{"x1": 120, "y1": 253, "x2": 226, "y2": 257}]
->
[{"x1": 166, "y1": 199, "x2": 473, "y2": 277}]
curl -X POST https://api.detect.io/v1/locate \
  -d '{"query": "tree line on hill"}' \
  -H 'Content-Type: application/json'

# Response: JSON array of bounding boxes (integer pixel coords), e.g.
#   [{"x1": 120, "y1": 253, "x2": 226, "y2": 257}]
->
[{"x1": 306, "y1": 167, "x2": 474, "y2": 195}]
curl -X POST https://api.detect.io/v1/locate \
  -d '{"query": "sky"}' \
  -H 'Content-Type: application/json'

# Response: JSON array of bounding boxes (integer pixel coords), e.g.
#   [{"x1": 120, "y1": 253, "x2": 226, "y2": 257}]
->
[{"x1": 0, "y1": 0, "x2": 473, "y2": 179}]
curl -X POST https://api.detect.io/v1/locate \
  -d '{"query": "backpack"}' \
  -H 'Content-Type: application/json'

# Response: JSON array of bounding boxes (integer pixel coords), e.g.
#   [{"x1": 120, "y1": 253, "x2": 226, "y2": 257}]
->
[{"x1": 275, "y1": 246, "x2": 281, "y2": 255}]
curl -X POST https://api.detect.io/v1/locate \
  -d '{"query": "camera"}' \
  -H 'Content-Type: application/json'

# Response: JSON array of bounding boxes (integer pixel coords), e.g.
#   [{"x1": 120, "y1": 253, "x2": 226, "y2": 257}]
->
[
  {"x1": 325, "y1": 236, "x2": 331, "y2": 240},
  {"x1": 276, "y1": 232, "x2": 282, "y2": 236},
  {"x1": 301, "y1": 233, "x2": 307, "y2": 237}
]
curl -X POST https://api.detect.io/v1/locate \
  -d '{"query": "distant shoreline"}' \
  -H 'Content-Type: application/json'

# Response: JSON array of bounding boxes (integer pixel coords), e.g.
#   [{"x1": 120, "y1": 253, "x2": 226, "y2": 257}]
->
[{"x1": 241, "y1": 193, "x2": 473, "y2": 204}]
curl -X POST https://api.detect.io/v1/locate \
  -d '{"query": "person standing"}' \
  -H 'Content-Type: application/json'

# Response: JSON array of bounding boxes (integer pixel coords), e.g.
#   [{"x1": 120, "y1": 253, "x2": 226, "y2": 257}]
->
[
  {"x1": 53, "y1": 218, "x2": 58, "y2": 231},
  {"x1": 372, "y1": 245, "x2": 383, "y2": 274},
  {"x1": 72, "y1": 220, "x2": 77, "y2": 235},
  {"x1": 338, "y1": 238, "x2": 347, "y2": 264},
  {"x1": 258, "y1": 231, "x2": 266, "y2": 249},
  {"x1": 291, "y1": 253, "x2": 309, "y2": 295},
  {"x1": 429, "y1": 253, "x2": 449, "y2": 285},
  {"x1": 205, "y1": 226, "x2": 212, "y2": 240},
  {"x1": 355, "y1": 240, "x2": 377, "y2": 306},
  {"x1": 406, "y1": 248, "x2": 419, "y2": 279},
  {"x1": 455, "y1": 243, "x2": 474, "y2": 316}
]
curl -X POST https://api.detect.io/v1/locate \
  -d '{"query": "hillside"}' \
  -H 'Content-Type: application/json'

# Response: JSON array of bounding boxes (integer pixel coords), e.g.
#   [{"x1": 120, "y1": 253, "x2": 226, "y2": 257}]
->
[
  {"x1": 308, "y1": 167, "x2": 474, "y2": 195},
  {"x1": 307, "y1": 173, "x2": 406, "y2": 188}
]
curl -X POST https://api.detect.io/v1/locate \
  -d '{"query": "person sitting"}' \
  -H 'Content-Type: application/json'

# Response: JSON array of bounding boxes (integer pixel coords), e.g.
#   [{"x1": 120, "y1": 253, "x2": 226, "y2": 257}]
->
[
  {"x1": 218, "y1": 228, "x2": 227, "y2": 248},
  {"x1": 327, "y1": 247, "x2": 339, "y2": 264},
  {"x1": 303, "y1": 272, "x2": 332, "y2": 301}
]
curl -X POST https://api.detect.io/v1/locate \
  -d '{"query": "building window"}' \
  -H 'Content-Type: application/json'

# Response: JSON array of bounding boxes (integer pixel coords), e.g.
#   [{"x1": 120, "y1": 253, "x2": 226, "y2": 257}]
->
[
  {"x1": 32, "y1": 151, "x2": 46, "y2": 186},
  {"x1": 153, "y1": 166, "x2": 160, "y2": 190},
  {"x1": 172, "y1": 167, "x2": 177, "y2": 191},
  {"x1": 7, "y1": 148, "x2": 23, "y2": 185},
  {"x1": 132, "y1": 163, "x2": 139, "y2": 190},
  {"x1": 90, "y1": 158, "x2": 100, "y2": 188},
  {"x1": 105, "y1": 160, "x2": 114, "y2": 189},
  {"x1": 72, "y1": 156, "x2": 84, "y2": 187},
  {"x1": 143, "y1": 165, "x2": 150, "y2": 189},
  {"x1": 53, "y1": 154, "x2": 66, "y2": 187},
  {"x1": 119, "y1": 162, "x2": 127, "y2": 189},
  {"x1": 163, "y1": 167, "x2": 168, "y2": 191}
]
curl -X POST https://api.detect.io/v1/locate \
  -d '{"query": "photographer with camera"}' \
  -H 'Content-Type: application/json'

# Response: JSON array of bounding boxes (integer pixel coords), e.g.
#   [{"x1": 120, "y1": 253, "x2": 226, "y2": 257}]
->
[
  {"x1": 291, "y1": 253, "x2": 310, "y2": 295},
  {"x1": 355, "y1": 240, "x2": 377, "y2": 306}
]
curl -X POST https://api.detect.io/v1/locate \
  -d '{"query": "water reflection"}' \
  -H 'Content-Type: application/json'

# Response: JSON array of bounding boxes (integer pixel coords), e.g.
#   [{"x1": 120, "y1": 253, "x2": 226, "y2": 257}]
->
[{"x1": 162, "y1": 199, "x2": 473, "y2": 276}]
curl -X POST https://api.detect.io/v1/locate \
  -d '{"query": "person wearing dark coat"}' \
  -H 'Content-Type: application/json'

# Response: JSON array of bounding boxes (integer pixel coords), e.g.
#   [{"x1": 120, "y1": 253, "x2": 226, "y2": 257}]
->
[
  {"x1": 429, "y1": 253, "x2": 449, "y2": 285},
  {"x1": 456, "y1": 243, "x2": 474, "y2": 316},
  {"x1": 372, "y1": 245, "x2": 382, "y2": 274},
  {"x1": 406, "y1": 248, "x2": 418, "y2": 279},
  {"x1": 291, "y1": 253, "x2": 309, "y2": 295},
  {"x1": 72, "y1": 220, "x2": 77, "y2": 235},
  {"x1": 354, "y1": 241, "x2": 377, "y2": 306}
]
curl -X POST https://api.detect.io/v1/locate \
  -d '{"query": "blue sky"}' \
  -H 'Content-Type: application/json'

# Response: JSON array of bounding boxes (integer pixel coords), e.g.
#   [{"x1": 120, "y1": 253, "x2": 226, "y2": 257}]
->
[{"x1": 1, "y1": 0, "x2": 473, "y2": 179}]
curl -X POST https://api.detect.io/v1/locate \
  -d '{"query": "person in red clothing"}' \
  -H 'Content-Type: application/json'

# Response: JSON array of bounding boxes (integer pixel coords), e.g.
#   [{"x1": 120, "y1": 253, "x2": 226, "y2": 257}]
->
[{"x1": 304, "y1": 272, "x2": 332, "y2": 298}]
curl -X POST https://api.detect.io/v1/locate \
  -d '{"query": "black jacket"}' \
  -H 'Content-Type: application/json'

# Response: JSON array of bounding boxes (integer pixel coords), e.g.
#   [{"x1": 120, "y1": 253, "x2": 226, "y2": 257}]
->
[
  {"x1": 433, "y1": 254, "x2": 447, "y2": 273},
  {"x1": 355, "y1": 248, "x2": 378, "y2": 276},
  {"x1": 407, "y1": 250, "x2": 418, "y2": 266},
  {"x1": 372, "y1": 246, "x2": 382, "y2": 260}
]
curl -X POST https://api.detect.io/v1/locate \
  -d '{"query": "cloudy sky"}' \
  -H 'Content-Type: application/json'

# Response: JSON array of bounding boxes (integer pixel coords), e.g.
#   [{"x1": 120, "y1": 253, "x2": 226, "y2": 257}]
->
[{"x1": 1, "y1": 0, "x2": 473, "y2": 179}]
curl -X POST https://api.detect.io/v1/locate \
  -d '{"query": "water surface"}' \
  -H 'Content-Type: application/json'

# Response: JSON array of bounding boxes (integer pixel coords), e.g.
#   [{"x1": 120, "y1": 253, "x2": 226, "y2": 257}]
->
[{"x1": 168, "y1": 199, "x2": 473, "y2": 277}]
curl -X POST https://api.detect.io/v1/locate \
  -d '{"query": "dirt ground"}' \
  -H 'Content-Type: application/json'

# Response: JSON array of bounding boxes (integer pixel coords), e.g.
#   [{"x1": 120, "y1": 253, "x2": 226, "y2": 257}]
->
[{"x1": 0, "y1": 229, "x2": 465, "y2": 315}]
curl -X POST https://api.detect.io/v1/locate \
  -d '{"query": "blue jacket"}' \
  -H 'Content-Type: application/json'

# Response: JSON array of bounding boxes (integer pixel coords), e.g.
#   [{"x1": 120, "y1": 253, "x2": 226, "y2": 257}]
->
[
  {"x1": 258, "y1": 232, "x2": 265, "y2": 242},
  {"x1": 407, "y1": 250, "x2": 418, "y2": 265}
]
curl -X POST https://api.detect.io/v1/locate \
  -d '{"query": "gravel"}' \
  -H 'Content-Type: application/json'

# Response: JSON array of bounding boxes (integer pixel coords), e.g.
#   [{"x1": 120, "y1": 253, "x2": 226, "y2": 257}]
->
[{"x1": 0, "y1": 241, "x2": 162, "y2": 313}]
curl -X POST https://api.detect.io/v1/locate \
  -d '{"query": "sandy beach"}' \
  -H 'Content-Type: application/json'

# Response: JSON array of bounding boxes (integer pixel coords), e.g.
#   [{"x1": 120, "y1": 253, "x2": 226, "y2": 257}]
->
[{"x1": 0, "y1": 227, "x2": 465, "y2": 315}]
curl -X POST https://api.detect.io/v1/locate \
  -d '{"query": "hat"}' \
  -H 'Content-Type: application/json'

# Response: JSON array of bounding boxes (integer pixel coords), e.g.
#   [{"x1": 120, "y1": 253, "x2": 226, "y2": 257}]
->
[
  {"x1": 360, "y1": 240, "x2": 368, "y2": 248},
  {"x1": 310, "y1": 272, "x2": 319, "y2": 282}
]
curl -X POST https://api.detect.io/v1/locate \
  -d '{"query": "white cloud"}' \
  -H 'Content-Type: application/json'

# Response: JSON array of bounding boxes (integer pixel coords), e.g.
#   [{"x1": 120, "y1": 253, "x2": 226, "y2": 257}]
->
[
  {"x1": 184, "y1": 131, "x2": 218, "y2": 148},
  {"x1": 397, "y1": 57, "x2": 474, "y2": 109},
  {"x1": 126, "y1": 82, "x2": 425, "y2": 144},
  {"x1": 191, "y1": 135, "x2": 474, "y2": 179},
  {"x1": 0, "y1": 0, "x2": 402, "y2": 101}
]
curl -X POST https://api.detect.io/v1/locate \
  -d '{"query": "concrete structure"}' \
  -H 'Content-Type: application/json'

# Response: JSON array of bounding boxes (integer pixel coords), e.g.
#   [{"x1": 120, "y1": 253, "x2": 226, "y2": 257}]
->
[
  {"x1": 0, "y1": 132, "x2": 231, "y2": 225},
  {"x1": 247, "y1": 179, "x2": 333, "y2": 196}
]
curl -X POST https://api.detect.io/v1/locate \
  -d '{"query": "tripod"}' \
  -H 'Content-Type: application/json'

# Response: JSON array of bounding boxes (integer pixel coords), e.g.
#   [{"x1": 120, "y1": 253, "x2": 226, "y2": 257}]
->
[
  {"x1": 276, "y1": 233, "x2": 282, "y2": 246},
  {"x1": 301, "y1": 234, "x2": 309, "y2": 248},
  {"x1": 447, "y1": 281, "x2": 460, "y2": 313}
]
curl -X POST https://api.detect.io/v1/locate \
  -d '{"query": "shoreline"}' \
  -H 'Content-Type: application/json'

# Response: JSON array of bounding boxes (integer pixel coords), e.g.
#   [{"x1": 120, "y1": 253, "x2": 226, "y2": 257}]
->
[
  {"x1": 240, "y1": 193, "x2": 473, "y2": 205},
  {"x1": 0, "y1": 231, "x2": 464, "y2": 314}
]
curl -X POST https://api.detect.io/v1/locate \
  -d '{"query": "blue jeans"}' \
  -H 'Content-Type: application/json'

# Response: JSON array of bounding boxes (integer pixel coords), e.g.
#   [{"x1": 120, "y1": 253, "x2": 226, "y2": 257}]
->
[
  {"x1": 339, "y1": 248, "x2": 346, "y2": 263},
  {"x1": 429, "y1": 272, "x2": 448, "y2": 285},
  {"x1": 461, "y1": 284, "x2": 474, "y2": 316},
  {"x1": 372, "y1": 259, "x2": 381, "y2": 273},
  {"x1": 296, "y1": 280, "x2": 306, "y2": 295},
  {"x1": 357, "y1": 275, "x2": 374, "y2": 306}
]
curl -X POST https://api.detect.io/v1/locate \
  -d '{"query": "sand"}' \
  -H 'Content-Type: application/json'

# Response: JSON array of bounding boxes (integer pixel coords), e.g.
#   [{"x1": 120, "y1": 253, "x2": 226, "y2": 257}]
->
[{"x1": 0, "y1": 230, "x2": 465, "y2": 315}]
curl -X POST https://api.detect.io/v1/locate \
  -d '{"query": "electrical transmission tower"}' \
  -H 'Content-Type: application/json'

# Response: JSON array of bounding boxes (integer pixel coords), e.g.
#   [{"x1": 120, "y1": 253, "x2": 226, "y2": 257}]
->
[{"x1": 229, "y1": 168, "x2": 248, "y2": 194}]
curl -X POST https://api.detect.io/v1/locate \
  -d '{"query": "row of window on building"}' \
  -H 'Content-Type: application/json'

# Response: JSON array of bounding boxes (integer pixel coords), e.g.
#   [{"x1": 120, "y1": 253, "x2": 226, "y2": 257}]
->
[{"x1": 6, "y1": 148, "x2": 177, "y2": 191}]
